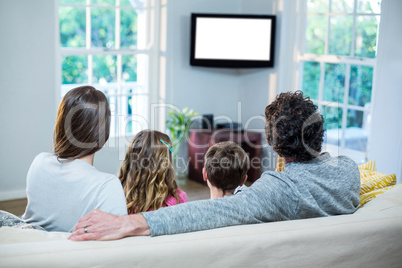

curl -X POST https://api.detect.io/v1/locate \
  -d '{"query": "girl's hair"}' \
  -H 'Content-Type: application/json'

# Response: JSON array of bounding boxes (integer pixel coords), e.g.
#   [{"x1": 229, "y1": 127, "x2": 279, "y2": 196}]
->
[
  {"x1": 53, "y1": 86, "x2": 111, "y2": 159},
  {"x1": 118, "y1": 130, "x2": 179, "y2": 213}
]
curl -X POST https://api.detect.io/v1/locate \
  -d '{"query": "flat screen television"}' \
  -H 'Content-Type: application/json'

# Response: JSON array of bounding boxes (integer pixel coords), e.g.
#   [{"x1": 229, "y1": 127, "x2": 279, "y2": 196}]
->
[{"x1": 190, "y1": 13, "x2": 276, "y2": 68}]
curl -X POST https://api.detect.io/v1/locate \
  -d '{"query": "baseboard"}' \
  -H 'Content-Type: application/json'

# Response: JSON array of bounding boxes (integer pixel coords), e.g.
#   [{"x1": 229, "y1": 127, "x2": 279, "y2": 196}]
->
[{"x1": 0, "y1": 189, "x2": 27, "y2": 201}]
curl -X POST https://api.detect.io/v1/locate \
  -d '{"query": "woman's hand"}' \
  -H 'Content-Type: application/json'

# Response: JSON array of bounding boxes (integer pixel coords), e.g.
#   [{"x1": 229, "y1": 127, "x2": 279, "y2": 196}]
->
[{"x1": 68, "y1": 209, "x2": 151, "y2": 241}]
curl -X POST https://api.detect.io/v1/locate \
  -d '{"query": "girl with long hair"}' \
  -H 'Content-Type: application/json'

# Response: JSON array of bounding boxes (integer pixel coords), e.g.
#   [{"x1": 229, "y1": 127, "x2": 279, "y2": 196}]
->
[{"x1": 119, "y1": 130, "x2": 188, "y2": 213}]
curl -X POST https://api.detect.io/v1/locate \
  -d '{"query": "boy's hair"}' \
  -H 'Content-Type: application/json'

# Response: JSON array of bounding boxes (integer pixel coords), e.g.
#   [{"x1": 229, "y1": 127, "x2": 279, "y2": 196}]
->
[
  {"x1": 53, "y1": 86, "x2": 110, "y2": 159},
  {"x1": 118, "y1": 130, "x2": 179, "y2": 214},
  {"x1": 204, "y1": 141, "x2": 250, "y2": 194}
]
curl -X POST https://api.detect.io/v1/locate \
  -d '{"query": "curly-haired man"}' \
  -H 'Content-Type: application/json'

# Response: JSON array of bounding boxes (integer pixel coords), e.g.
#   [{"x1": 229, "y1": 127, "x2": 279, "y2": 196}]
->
[{"x1": 70, "y1": 91, "x2": 360, "y2": 240}]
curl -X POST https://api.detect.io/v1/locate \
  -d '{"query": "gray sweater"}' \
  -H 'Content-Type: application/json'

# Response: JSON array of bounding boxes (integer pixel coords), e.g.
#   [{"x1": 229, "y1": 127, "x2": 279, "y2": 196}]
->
[{"x1": 142, "y1": 153, "x2": 360, "y2": 236}]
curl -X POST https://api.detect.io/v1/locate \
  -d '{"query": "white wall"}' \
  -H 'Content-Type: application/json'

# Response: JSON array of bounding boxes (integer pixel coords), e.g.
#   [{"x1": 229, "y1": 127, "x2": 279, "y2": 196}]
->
[
  {"x1": 165, "y1": 0, "x2": 243, "y2": 121},
  {"x1": 0, "y1": 0, "x2": 57, "y2": 201},
  {"x1": 368, "y1": 0, "x2": 402, "y2": 182},
  {"x1": 238, "y1": 0, "x2": 278, "y2": 132}
]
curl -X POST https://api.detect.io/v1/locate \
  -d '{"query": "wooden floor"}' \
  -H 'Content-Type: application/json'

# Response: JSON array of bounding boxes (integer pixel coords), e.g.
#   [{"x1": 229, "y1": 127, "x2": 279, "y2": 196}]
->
[
  {"x1": 0, "y1": 198, "x2": 28, "y2": 216},
  {"x1": 179, "y1": 178, "x2": 210, "y2": 201},
  {"x1": 0, "y1": 179, "x2": 210, "y2": 216}
]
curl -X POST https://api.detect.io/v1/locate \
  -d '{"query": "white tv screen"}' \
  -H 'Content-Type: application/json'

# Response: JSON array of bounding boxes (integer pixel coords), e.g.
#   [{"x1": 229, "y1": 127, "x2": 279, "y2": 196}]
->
[{"x1": 190, "y1": 14, "x2": 276, "y2": 68}]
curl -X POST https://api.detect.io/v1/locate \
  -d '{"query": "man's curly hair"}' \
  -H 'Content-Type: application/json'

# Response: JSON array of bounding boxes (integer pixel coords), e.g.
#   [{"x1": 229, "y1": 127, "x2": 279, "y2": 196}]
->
[{"x1": 265, "y1": 91, "x2": 325, "y2": 162}]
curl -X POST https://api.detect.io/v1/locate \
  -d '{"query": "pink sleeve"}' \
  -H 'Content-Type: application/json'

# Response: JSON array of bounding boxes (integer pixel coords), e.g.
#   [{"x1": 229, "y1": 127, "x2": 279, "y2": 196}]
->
[
  {"x1": 164, "y1": 189, "x2": 188, "y2": 207},
  {"x1": 177, "y1": 189, "x2": 188, "y2": 203}
]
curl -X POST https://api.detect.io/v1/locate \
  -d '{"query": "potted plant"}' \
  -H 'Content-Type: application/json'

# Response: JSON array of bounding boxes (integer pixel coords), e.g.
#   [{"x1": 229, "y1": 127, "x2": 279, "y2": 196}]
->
[{"x1": 166, "y1": 106, "x2": 198, "y2": 183}]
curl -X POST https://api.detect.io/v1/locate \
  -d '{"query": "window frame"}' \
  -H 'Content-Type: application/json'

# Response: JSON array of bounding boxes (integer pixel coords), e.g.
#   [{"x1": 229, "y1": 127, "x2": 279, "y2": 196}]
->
[
  {"x1": 58, "y1": 0, "x2": 162, "y2": 137},
  {"x1": 296, "y1": 0, "x2": 381, "y2": 157}
]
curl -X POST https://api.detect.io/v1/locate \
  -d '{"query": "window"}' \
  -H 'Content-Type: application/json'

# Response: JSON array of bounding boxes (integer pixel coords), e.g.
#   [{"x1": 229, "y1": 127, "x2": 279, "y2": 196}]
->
[
  {"x1": 298, "y1": 0, "x2": 381, "y2": 160},
  {"x1": 59, "y1": 0, "x2": 160, "y2": 136}
]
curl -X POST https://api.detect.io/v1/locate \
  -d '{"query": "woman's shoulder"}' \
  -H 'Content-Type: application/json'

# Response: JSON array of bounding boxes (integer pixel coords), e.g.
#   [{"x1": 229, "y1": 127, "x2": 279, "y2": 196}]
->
[
  {"x1": 29, "y1": 152, "x2": 55, "y2": 170},
  {"x1": 32, "y1": 152, "x2": 53, "y2": 161},
  {"x1": 89, "y1": 168, "x2": 121, "y2": 186}
]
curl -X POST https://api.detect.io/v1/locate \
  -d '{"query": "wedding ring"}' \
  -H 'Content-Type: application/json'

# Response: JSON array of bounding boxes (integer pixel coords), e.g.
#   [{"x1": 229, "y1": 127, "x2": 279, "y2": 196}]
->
[{"x1": 84, "y1": 227, "x2": 88, "y2": 233}]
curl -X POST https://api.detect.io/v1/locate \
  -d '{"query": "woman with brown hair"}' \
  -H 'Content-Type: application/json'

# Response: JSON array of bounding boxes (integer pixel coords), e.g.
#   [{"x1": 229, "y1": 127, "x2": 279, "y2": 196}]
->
[
  {"x1": 119, "y1": 130, "x2": 187, "y2": 213},
  {"x1": 22, "y1": 86, "x2": 127, "y2": 232}
]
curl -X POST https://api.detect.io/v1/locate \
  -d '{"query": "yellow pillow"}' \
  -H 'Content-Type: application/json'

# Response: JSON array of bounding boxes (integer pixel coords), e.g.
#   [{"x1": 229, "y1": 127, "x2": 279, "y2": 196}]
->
[
  {"x1": 358, "y1": 159, "x2": 376, "y2": 172},
  {"x1": 275, "y1": 156, "x2": 285, "y2": 172},
  {"x1": 358, "y1": 183, "x2": 401, "y2": 208},
  {"x1": 360, "y1": 173, "x2": 396, "y2": 195},
  {"x1": 358, "y1": 159, "x2": 388, "y2": 184},
  {"x1": 359, "y1": 170, "x2": 387, "y2": 184},
  {"x1": 358, "y1": 160, "x2": 397, "y2": 195}
]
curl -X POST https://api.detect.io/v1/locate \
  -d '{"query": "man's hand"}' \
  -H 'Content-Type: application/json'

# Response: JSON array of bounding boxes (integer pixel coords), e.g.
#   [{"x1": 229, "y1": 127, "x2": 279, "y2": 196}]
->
[{"x1": 68, "y1": 209, "x2": 151, "y2": 241}]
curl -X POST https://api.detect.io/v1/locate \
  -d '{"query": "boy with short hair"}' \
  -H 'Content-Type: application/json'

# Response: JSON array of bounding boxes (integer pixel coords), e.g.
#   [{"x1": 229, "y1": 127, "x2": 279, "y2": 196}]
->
[{"x1": 202, "y1": 141, "x2": 250, "y2": 199}]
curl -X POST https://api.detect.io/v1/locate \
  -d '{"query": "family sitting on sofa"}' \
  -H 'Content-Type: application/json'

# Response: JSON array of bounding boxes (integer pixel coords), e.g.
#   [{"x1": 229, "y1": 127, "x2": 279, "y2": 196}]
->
[{"x1": 5, "y1": 86, "x2": 363, "y2": 240}]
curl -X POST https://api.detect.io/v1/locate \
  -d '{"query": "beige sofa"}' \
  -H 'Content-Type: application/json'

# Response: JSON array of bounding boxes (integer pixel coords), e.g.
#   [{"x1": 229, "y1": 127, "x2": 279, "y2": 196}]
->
[{"x1": 1, "y1": 184, "x2": 402, "y2": 267}]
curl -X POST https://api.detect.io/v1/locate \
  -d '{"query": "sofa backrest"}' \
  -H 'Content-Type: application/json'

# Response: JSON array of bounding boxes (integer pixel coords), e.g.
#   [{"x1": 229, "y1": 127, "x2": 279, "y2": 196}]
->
[{"x1": 1, "y1": 185, "x2": 402, "y2": 267}]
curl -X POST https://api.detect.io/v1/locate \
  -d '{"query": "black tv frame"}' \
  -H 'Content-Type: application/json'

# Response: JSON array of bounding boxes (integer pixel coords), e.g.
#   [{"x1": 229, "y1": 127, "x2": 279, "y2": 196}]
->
[{"x1": 190, "y1": 13, "x2": 276, "y2": 68}]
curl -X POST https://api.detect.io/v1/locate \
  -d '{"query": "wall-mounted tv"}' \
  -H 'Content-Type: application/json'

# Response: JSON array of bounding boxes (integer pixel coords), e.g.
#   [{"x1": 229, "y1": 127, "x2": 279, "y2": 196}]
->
[{"x1": 190, "y1": 13, "x2": 276, "y2": 68}]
